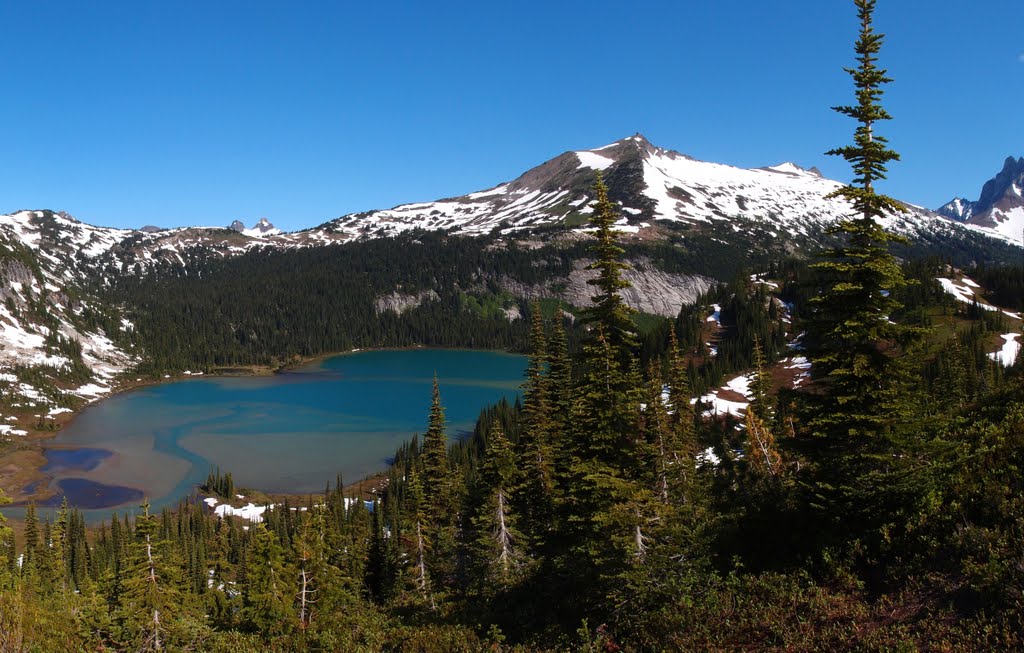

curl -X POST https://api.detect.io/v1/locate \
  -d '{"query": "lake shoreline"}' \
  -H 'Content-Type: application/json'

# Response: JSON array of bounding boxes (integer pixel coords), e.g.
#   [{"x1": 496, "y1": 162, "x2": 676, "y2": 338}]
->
[{"x1": 1, "y1": 347, "x2": 524, "y2": 519}]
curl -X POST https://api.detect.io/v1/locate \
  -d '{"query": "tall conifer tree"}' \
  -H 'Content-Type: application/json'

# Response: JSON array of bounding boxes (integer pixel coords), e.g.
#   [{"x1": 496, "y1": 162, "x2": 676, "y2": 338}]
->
[
  {"x1": 471, "y1": 422, "x2": 523, "y2": 590},
  {"x1": 516, "y1": 301, "x2": 555, "y2": 549},
  {"x1": 808, "y1": 0, "x2": 914, "y2": 438},
  {"x1": 582, "y1": 173, "x2": 637, "y2": 360},
  {"x1": 803, "y1": 0, "x2": 926, "y2": 552}
]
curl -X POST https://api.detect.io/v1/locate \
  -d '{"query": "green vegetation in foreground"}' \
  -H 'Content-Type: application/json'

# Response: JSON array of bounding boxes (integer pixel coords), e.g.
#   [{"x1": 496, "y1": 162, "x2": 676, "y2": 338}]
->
[{"x1": 0, "y1": 2, "x2": 1022, "y2": 650}]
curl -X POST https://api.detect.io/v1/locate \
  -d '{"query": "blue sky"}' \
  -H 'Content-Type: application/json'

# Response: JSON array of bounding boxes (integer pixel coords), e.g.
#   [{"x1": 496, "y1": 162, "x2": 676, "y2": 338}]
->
[{"x1": 1, "y1": 1, "x2": 1020, "y2": 231}]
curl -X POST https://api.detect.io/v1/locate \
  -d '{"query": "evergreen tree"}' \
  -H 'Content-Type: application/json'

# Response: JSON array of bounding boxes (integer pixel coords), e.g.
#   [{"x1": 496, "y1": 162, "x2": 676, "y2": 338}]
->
[
  {"x1": 749, "y1": 337, "x2": 774, "y2": 421},
  {"x1": 801, "y1": 0, "x2": 928, "y2": 556},
  {"x1": 516, "y1": 301, "x2": 555, "y2": 550},
  {"x1": 403, "y1": 466, "x2": 432, "y2": 606},
  {"x1": 22, "y1": 502, "x2": 38, "y2": 571},
  {"x1": 666, "y1": 329, "x2": 700, "y2": 508},
  {"x1": 808, "y1": 0, "x2": 915, "y2": 438},
  {"x1": 366, "y1": 499, "x2": 399, "y2": 604},
  {"x1": 0, "y1": 490, "x2": 11, "y2": 587},
  {"x1": 547, "y1": 307, "x2": 573, "y2": 421},
  {"x1": 243, "y1": 523, "x2": 295, "y2": 637},
  {"x1": 421, "y1": 375, "x2": 452, "y2": 520},
  {"x1": 581, "y1": 172, "x2": 638, "y2": 359},
  {"x1": 549, "y1": 177, "x2": 654, "y2": 620},
  {"x1": 471, "y1": 422, "x2": 524, "y2": 590},
  {"x1": 419, "y1": 376, "x2": 457, "y2": 588},
  {"x1": 115, "y1": 501, "x2": 185, "y2": 652}
]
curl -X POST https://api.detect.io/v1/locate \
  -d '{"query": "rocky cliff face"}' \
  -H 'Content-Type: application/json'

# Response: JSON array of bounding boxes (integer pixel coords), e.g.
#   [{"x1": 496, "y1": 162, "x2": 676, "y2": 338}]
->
[
  {"x1": 374, "y1": 289, "x2": 441, "y2": 315},
  {"x1": 498, "y1": 258, "x2": 713, "y2": 318}
]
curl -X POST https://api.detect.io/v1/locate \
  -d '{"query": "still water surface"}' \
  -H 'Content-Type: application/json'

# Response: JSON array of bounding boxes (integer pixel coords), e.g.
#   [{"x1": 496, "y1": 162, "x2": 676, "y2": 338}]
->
[{"x1": 16, "y1": 349, "x2": 525, "y2": 521}]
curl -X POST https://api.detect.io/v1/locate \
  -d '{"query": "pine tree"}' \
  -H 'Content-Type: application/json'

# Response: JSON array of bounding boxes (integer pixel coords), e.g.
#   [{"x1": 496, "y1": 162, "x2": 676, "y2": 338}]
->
[
  {"x1": 22, "y1": 502, "x2": 38, "y2": 570},
  {"x1": 471, "y1": 422, "x2": 524, "y2": 590},
  {"x1": 243, "y1": 522, "x2": 295, "y2": 636},
  {"x1": 115, "y1": 501, "x2": 185, "y2": 652},
  {"x1": 666, "y1": 329, "x2": 700, "y2": 508},
  {"x1": 516, "y1": 301, "x2": 555, "y2": 550},
  {"x1": 421, "y1": 375, "x2": 452, "y2": 520},
  {"x1": 419, "y1": 376, "x2": 457, "y2": 589},
  {"x1": 582, "y1": 172, "x2": 637, "y2": 359},
  {"x1": 808, "y1": 0, "x2": 916, "y2": 439},
  {"x1": 801, "y1": 0, "x2": 927, "y2": 555}
]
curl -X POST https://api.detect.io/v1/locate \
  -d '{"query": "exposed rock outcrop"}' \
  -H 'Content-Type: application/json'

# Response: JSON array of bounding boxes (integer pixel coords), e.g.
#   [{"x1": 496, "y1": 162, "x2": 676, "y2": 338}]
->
[{"x1": 374, "y1": 289, "x2": 440, "y2": 315}]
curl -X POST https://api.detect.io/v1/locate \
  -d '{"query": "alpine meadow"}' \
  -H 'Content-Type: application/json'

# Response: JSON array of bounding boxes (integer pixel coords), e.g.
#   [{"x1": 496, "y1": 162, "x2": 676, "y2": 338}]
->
[{"x1": 1, "y1": 1, "x2": 1023, "y2": 651}]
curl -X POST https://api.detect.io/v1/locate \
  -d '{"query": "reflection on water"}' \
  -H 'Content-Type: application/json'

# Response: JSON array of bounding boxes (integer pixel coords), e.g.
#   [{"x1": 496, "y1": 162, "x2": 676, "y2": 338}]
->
[
  {"x1": 10, "y1": 349, "x2": 525, "y2": 522},
  {"x1": 40, "y1": 479, "x2": 145, "y2": 509},
  {"x1": 41, "y1": 448, "x2": 112, "y2": 473}
]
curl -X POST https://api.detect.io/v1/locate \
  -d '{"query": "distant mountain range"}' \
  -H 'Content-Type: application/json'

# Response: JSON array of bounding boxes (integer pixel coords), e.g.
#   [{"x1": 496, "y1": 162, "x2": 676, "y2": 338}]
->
[
  {"x1": 3, "y1": 134, "x2": 1019, "y2": 277},
  {"x1": 937, "y1": 156, "x2": 1024, "y2": 244}
]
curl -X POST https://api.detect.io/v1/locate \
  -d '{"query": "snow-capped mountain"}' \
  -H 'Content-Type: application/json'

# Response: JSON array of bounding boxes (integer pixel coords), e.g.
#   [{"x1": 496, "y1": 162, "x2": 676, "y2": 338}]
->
[
  {"x1": 0, "y1": 211, "x2": 137, "y2": 418},
  {"x1": 936, "y1": 197, "x2": 975, "y2": 222},
  {"x1": 311, "y1": 134, "x2": 1005, "y2": 247},
  {"x1": 937, "y1": 156, "x2": 1024, "y2": 245},
  {"x1": 2, "y1": 135, "x2": 1016, "y2": 278}
]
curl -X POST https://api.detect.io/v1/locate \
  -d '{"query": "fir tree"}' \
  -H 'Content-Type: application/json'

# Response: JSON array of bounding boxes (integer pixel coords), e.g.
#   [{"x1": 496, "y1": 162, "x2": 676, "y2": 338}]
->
[
  {"x1": 802, "y1": 0, "x2": 928, "y2": 556},
  {"x1": 366, "y1": 499, "x2": 399, "y2": 604},
  {"x1": 666, "y1": 329, "x2": 700, "y2": 508},
  {"x1": 243, "y1": 523, "x2": 295, "y2": 637},
  {"x1": 749, "y1": 337, "x2": 774, "y2": 421},
  {"x1": 582, "y1": 173, "x2": 638, "y2": 360},
  {"x1": 0, "y1": 490, "x2": 11, "y2": 586},
  {"x1": 419, "y1": 376, "x2": 458, "y2": 588},
  {"x1": 421, "y1": 375, "x2": 452, "y2": 520},
  {"x1": 22, "y1": 502, "x2": 38, "y2": 570},
  {"x1": 403, "y1": 466, "x2": 433, "y2": 606},
  {"x1": 516, "y1": 301, "x2": 555, "y2": 550},
  {"x1": 471, "y1": 422, "x2": 524, "y2": 590},
  {"x1": 808, "y1": 0, "x2": 916, "y2": 439},
  {"x1": 115, "y1": 501, "x2": 185, "y2": 652}
]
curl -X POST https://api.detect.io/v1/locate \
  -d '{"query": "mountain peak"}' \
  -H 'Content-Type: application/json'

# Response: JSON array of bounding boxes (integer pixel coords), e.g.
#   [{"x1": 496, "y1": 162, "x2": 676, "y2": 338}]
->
[
  {"x1": 1002, "y1": 155, "x2": 1024, "y2": 171},
  {"x1": 936, "y1": 197, "x2": 974, "y2": 222},
  {"x1": 229, "y1": 218, "x2": 281, "y2": 237},
  {"x1": 937, "y1": 155, "x2": 1024, "y2": 240},
  {"x1": 761, "y1": 162, "x2": 821, "y2": 177}
]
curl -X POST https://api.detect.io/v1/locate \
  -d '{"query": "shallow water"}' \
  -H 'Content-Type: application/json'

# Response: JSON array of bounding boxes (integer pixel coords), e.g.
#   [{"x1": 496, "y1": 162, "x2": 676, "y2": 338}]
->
[{"x1": 5, "y1": 349, "x2": 525, "y2": 522}]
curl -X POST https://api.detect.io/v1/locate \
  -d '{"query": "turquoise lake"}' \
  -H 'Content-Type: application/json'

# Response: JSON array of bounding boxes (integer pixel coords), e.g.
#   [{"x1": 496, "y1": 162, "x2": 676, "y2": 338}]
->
[{"x1": 11, "y1": 349, "x2": 526, "y2": 522}]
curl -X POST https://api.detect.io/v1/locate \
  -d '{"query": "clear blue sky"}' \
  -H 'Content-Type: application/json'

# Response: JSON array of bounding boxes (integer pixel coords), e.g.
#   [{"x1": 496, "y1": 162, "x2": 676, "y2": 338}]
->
[{"x1": 1, "y1": 1, "x2": 1020, "y2": 231}]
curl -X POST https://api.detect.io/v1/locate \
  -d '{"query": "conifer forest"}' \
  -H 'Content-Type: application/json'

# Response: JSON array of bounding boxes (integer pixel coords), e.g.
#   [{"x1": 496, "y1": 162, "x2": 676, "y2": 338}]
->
[{"x1": 1, "y1": 1, "x2": 1022, "y2": 651}]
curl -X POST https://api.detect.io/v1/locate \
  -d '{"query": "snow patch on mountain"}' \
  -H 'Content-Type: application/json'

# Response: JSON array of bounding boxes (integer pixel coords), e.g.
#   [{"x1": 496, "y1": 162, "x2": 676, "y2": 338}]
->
[
  {"x1": 575, "y1": 150, "x2": 615, "y2": 171},
  {"x1": 239, "y1": 218, "x2": 282, "y2": 238},
  {"x1": 695, "y1": 373, "x2": 752, "y2": 417},
  {"x1": 985, "y1": 206, "x2": 1024, "y2": 243},
  {"x1": 989, "y1": 333, "x2": 1021, "y2": 367},
  {"x1": 937, "y1": 276, "x2": 1022, "y2": 320}
]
